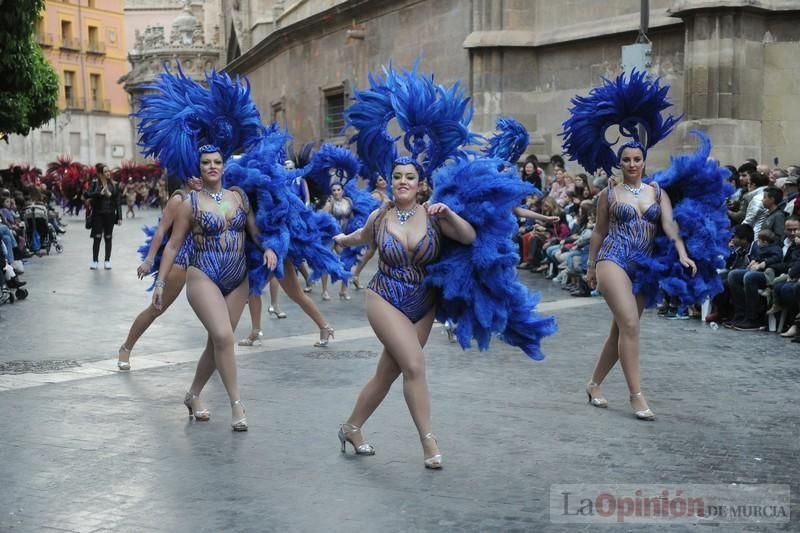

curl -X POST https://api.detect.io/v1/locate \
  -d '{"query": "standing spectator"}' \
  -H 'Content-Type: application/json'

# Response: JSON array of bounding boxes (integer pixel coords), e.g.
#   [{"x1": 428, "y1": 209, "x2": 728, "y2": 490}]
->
[
  {"x1": 743, "y1": 172, "x2": 770, "y2": 231},
  {"x1": 84, "y1": 163, "x2": 122, "y2": 270},
  {"x1": 548, "y1": 168, "x2": 574, "y2": 207},
  {"x1": 779, "y1": 176, "x2": 798, "y2": 217},
  {"x1": 124, "y1": 182, "x2": 137, "y2": 218}
]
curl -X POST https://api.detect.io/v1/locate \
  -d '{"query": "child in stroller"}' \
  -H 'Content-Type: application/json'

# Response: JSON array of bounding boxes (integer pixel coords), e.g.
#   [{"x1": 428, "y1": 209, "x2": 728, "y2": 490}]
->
[{"x1": 22, "y1": 203, "x2": 63, "y2": 255}]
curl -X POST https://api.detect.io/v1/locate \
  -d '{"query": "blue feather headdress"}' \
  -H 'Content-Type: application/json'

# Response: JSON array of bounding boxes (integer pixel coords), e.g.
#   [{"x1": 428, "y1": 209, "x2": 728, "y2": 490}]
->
[
  {"x1": 306, "y1": 144, "x2": 361, "y2": 195},
  {"x1": 561, "y1": 69, "x2": 682, "y2": 176},
  {"x1": 134, "y1": 64, "x2": 263, "y2": 181},
  {"x1": 345, "y1": 61, "x2": 481, "y2": 180},
  {"x1": 484, "y1": 117, "x2": 530, "y2": 164}
]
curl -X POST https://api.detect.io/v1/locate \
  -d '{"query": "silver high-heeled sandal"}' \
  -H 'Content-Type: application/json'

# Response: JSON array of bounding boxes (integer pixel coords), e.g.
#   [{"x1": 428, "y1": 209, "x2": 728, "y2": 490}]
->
[
  {"x1": 420, "y1": 433, "x2": 443, "y2": 469},
  {"x1": 117, "y1": 345, "x2": 131, "y2": 371},
  {"x1": 268, "y1": 305, "x2": 287, "y2": 319},
  {"x1": 338, "y1": 423, "x2": 375, "y2": 455},
  {"x1": 314, "y1": 325, "x2": 335, "y2": 347},
  {"x1": 231, "y1": 400, "x2": 248, "y2": 432},
  {"x1": 184, "y1": 392, "x2": 210, "y2": 421},
  {"x1": 238, "y1": 330, "x2": 263, "y2": 347},
  {"x1": 321, "y1": 291, "x2": 331, "y2": 301},
  {"x1": 586, "y1": 381, "x2": 608, "y2": 408},
  {"x1": 630, "y1": 392, "x2": 655, "y2": 421}
]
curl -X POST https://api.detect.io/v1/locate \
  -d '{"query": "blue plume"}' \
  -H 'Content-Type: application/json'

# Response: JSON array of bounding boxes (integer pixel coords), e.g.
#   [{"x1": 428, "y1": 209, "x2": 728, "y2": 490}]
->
[
  {"x1": 306, "y1": 144, "x2": 361, "y2": 195},
  {"x1": 340, "y1": 179, "x2": 381, "y2": 271},
  {"x1": 561, "y1": 69, "x2": 682, "y2": 176},
  {"x1": 346, "y1": 61, "x2": 481, "y2": 180},
  {"x1": 484, "y1": 117, "x2": 530, "y2": 164},
  {"x1": 134, "y1": 64, "x2": 263, "y2": 182},
  {"x1": 427, "y1": 158, "x2": 558, "y2": 360},
  {"x1": 137, "y1": 223, "x2": 162, "y2": 291},
  {"x1": 225, "y1": 133, "x2": 349, "y2": 294},
  {"x1": 632, "y1": 131, "x2": 733, "y2": 307}
]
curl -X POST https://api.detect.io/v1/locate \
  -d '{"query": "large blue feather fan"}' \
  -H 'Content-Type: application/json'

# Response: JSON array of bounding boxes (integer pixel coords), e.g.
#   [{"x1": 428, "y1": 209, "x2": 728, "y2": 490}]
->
[
  {"x1": 427, "y1": 158, "x2": 558, "y2": 360},
  {"x1": 561, "y1": 69, "x2": 682, "y2": 176},
  {"x1": 632, "y1": 131, "x2": 733, "y2": 308},
  {"x1": 224, "y1": 127, "x2": 349, "y2": 294},
  {"x1": 484, "y1": 117, "x2": 530, "y2": 164},
  {"x1": 306, "y1": 144, "x2": 361, "y2": 195},
  {"x1": 135, "y1": 63, "x2": 263, "y2": 181},
  {"x1": 345, "y1": 61, "x2": 481, "y2": 180}
]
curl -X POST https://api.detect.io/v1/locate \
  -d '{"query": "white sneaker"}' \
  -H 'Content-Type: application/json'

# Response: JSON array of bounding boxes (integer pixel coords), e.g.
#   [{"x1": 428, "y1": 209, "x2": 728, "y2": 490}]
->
[
  {"x1": 104, "y1": 261, "x2": 112, "y2": 270},
  {"x1": 12, "y1": 260, "x2": 23, "y2": 274},
  {"x1": 89, "y1": 261, "x2": 98, "y2": 270}
]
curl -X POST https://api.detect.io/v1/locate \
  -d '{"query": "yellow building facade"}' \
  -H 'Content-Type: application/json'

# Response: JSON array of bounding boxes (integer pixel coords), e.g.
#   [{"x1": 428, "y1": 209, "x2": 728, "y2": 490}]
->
[{"x1": 1, "y1": 0, "x2": 133, "y2": 169}]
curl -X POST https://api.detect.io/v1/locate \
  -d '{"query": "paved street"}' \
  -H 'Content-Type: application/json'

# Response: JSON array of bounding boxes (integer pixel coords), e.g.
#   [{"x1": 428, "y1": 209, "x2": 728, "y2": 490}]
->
[{"x1": 0, "y1": 209, "x2": 797, "y2": 533}]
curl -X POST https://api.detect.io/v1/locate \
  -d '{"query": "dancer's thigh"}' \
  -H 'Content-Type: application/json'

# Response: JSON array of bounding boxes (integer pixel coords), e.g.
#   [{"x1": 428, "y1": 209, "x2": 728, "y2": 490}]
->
[
  {"x1": 224, "y1": 278, "x2": 250, "y2": 331},
  {"x1": 366, "y1": 290, "x2": 431, "y2": 372},
  {"x1": 596, "y1": 262, "x2": 641, "y2": 332},
  {"x1": 185, "y1": 267, "x2": 234, "y2": 342},
  {"x1": 158, "y1": 267, "x2": 187, "y2": 313}
]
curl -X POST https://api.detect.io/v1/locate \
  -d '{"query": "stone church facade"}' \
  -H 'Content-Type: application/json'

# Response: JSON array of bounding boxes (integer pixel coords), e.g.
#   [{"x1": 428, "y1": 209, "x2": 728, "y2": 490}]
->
[{"x1": 223, "y1": 0, "x2": 800, "y2": 172}]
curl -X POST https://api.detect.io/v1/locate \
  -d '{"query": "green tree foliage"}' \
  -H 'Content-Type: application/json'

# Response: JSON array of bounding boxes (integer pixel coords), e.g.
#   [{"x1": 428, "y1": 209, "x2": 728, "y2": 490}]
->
[{"x1": 0, "y1": 0, "x2": 60, "y2": 136}]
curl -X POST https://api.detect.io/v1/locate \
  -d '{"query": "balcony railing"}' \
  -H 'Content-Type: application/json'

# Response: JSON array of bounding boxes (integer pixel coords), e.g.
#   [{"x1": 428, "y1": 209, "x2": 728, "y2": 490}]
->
[
  {"x1": 60, "y1": 37, "x2": 81, "y2": 50},
  {"x1": 86, "y1": 40, "x2": 106, "y2": 54},
  {"x1": 36, "y1": 32, "x2": 54, "y2": 47},
  {"x1": 64, "y1": 96, "x2": 85, "y2": 110},
  {"x1": 90, "y1": 99, "x2": 111, "y2": 113}
]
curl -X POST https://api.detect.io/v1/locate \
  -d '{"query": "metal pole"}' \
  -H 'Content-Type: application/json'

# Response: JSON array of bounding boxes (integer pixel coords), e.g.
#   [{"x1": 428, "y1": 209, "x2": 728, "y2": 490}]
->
[{"x1": 637, "y1": 0, "x2": 650, "y2": 43}]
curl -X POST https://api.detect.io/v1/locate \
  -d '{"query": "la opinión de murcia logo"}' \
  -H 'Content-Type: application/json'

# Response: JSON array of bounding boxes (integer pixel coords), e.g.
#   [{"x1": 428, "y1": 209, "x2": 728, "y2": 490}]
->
[{"x1": 550, "y1": 484, "x2": 790, "y2": 524}]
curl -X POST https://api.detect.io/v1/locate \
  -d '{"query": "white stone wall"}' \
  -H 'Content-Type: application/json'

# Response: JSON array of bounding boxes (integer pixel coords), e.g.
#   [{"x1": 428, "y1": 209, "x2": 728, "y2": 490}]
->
[
  {"x1": 0, "y1": 113, "x2": 135, "y2": 169},
  {"x1": 762, "y1": 41, "x2": 800, "y2": 167}
]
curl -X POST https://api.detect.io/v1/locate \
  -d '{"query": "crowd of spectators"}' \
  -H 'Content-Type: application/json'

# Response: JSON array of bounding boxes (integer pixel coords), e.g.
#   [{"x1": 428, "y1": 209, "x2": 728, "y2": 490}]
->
[{"x1": 513, "y1": 154, "x2": 800, "y2": 343}]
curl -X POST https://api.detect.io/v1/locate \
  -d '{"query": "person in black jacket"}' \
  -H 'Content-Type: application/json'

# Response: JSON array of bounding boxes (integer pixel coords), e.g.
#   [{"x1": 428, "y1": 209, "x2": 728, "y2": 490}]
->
[
  {"x1": 767, "y1": 216, "x2": 800, "y2": 338},
  {"x1": 727, "y1": 229, "x2": 784, "y2": 330},
  {"x1": 84, "y1": 163, "x2": 122, "y2": 269}
]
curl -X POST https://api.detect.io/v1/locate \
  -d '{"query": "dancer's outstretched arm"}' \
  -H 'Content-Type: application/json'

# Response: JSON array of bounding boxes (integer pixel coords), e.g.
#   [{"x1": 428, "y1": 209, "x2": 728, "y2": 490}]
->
[
  {"x1": 659, "y1": 189, "x2": 697, "y2": 276},
  {"x1": 512, "y1": 206, "x2": 559, "y2": 225},
  {"x1": 427, "y1": 202, "x2": 476, "y2": 244},
  {"x1": 153, "y1": 200, "x2": 192, "y2": 310},
  {"x1": 334, "y1": 208, "x2": 380, "y2": 247},
  {"x1": 244, "y1": 207, "x2": 278, "y2": 270},
  {"x1": 137, "y1": 193, "x2": 185, "y2": 279}
]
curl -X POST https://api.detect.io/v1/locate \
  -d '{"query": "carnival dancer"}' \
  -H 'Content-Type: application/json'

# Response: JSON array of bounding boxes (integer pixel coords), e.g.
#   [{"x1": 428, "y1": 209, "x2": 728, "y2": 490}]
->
[
  {"x1": 115, "y1": 176, "x2": 201, "y2": 370},
  {"x1": 137, "y1": 66, "x2": 278, "y2": 431},
  {"x1": 335, "y1": 62, "x2": 557, "y2": 469},
  {"x1": 225, "y1": 129, "x2": 351, "y2": 348},
  {"x1": 562, "y1": 70, "x2": 731, "y2": 420}
]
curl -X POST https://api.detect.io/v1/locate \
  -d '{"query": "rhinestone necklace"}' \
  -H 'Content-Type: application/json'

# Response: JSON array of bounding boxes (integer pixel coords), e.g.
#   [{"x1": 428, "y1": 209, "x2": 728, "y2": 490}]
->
[
  {"x1": 622, "y1": 183, "x2": 643, "y2": 197},
  {"x1": 395, "y1": 205, "x2": 418, "y2": 225},
  {"x1": 203, "y1": 189, "x2": 224, "y2": 204}
]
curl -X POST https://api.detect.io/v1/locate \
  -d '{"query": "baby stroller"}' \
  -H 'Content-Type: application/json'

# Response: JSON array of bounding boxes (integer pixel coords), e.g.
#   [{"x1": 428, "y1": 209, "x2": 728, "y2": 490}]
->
[
  {"x1": 22, "y1": 204, "x2": 63, "y2": 254},
  {"x1": 0, "y1": 263, "x2": 28, "y2": 305}
]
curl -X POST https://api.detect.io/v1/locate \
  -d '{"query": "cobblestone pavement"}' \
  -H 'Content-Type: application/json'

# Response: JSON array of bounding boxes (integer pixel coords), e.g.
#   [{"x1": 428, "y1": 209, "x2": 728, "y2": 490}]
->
[{"x1": 0, "y1": 211, "x2": 797, "y2": 532}]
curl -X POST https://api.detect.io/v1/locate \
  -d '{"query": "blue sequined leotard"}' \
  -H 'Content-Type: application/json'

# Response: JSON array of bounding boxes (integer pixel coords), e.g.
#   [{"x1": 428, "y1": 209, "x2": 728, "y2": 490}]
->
[
  {"x1": 368, "y1": 208, "x2": 441, "y2": 323},
  {"x1": 596, "y1": 181, "x2": 661, "y2": 278},
  {"x1": 170, "y1": 190, "x2": 193, "y2": 269},
  {"x1": 188, "y1": 187, "x2": 249, "y2": 296}
]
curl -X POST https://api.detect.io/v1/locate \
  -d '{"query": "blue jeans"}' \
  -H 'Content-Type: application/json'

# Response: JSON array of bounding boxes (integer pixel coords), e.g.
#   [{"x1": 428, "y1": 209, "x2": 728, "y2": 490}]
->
[
  {"x1": 774, "y1": 282, "x2": 799, "y2": 319},
  {"x1": 727, "y1": 269, "x2": 767, "y2": 322},
  {"x1": 0, "y1": 224, "x2": 16, "y2": 263}
]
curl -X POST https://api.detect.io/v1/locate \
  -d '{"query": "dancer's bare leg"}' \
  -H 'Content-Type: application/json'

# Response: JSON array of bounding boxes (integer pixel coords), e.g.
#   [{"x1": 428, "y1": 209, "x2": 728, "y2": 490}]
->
[
  {"x1": 277, "y1": 259, "x2": 327, "y2": 329},
  {"x1": 352, "y1": 245, "x2": 376, "y2": 285},
  {"x1": 299, "y1": 262, "x2": 311, "y2": 288},
  {"x1": 244, "y1": 293, "x2": 263, "y2": 340},
  {"x1": 120, "y1": 268, "x2": 187, "y2": 362},
  {"x1": 345, "y1": 290, "x2": 437, "y2": 457},
  {"x1": 321, "y1": 274, "x2": 329, "y2": 299},
  {"x1": 595, "y1": 261, "x2": 649, "y2": 411},
  {"x1": 269, "y1": 277, "x2": 281, "y2": 310},
  {"x1": 185, "y1": 269, "x2": 250, "y2": 420}
]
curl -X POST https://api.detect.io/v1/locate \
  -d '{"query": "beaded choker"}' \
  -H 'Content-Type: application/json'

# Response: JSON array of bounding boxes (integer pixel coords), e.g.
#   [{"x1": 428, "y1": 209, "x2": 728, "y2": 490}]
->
[
  {"x1": 622, "y1": 183, "x2": 643, "y2": 197},
  {"x1": 396, "y1": 205, "x2": 417, "y2": 225},
  {"x1": 203, "y1": 189, "x2": 224, "y2": 204}
]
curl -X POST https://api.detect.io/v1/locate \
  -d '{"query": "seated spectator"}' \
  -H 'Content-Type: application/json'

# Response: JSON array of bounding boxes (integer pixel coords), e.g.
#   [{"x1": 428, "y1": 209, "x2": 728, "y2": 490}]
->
[
  {"x1": 766, "y1": 217, "x2": 800, "y2": 336},
  {"x1": 760, "y1": 186, "x2": 785, "y2": 241},
  {"x1": 727, "y1": 229, "x2": 783, "y2": 331},
  {"x1": 707, "y1": 223, "x2": 755, "y2": 323},
  {"x1": 779, "y1": 175, "x2": 798, "y2": 217}
]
